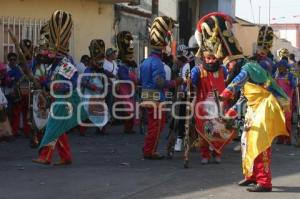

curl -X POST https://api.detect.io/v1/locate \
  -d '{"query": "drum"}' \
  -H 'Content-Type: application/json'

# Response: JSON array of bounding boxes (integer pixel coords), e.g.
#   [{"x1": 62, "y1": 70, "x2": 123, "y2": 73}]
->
[{"x1": 32, "y1": 91, "x2": 49, "y2": 130}]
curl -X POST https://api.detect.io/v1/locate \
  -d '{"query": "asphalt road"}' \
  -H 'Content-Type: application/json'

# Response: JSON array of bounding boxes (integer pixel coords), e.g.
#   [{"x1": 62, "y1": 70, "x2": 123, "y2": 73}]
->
[{"x1": 1, "y1": 124, "x2": 300, "y2": 199}]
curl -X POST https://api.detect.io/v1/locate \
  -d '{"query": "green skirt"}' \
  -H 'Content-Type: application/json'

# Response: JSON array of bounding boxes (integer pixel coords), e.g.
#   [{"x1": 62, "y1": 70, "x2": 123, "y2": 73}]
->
[{"x1": 39, "y1": 90, "x2": 88, "y2": 148}]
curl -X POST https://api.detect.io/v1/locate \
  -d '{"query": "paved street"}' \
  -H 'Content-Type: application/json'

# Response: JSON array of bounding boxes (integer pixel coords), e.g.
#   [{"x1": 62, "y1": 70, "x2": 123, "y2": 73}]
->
[{"x1": 1, "y1": 124, "x2": 300, "y2": 199}]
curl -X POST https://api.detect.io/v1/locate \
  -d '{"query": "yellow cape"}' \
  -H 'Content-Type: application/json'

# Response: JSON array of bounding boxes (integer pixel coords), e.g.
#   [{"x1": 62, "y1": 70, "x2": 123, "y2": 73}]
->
[{"x1": 242, "y1": 82, "x2": 289, "y2": 177}]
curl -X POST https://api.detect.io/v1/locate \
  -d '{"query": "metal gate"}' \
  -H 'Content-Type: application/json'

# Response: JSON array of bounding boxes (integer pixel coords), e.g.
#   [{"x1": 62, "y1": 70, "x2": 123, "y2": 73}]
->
[{"x1": 0, "y1": 16, "x2": 48, "y2": 63}]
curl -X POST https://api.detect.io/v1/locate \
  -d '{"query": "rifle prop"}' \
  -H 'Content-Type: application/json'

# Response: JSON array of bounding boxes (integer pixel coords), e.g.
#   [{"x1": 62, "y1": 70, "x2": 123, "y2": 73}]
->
[{"x1": 7, "y1": 29, "x2": 27, "y2": 66}]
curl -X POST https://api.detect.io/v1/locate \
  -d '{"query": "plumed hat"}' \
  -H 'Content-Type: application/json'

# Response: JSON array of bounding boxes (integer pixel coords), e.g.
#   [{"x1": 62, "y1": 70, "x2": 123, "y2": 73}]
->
[
  {"x1": 89, "y1": 39, "x2": 105, "y2": 59},
  {"x1": 257, "y1": 25, "x2": 274, "y2": 54},
  {"x1": 195, "y1": 12, "x2": 244, "y2": 64},
  {"x1": 150, "y1": 16, "x2": 175, "y2": 49},
  {"x1": 278, "y1": 48, "x2": 289, "y2": 60},
  {"x1": 116, "y1": 31, "x2": 134, "y2": 62},
  {"x1": 20, "y1": 39, "x2": 33, "y2": 60},
  {"x1": 49, "y1": 10, "x2": 73, "y2": 55}
]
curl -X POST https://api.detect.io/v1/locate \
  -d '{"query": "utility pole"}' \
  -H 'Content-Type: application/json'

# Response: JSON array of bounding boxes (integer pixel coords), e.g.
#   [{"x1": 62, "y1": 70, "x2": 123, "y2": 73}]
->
[
  {"x1": 269, "y1": 0, "x2": 271, "y2": 25},
  {"x1": 152, "y1": 0, "x2": 159, "y2": 19},
  {"x1": 259, "y1": 6, "x2": 261, "y2": 25}
]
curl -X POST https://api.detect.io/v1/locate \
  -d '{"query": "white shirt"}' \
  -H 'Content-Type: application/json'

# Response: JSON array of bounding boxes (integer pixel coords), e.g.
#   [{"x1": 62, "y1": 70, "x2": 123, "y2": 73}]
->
[
  {"x1": 163, "y1": 63, "x2": 171, "y2": 81},
  {"x1": 179, "y1": 63, "x2": 191, "y2": 92},
  {"x1": 181, "y1": 63, "x2": 190, "y2": 80},
  {"x1": 103, "y1": 59, "x2": 118, "y2": 76}
]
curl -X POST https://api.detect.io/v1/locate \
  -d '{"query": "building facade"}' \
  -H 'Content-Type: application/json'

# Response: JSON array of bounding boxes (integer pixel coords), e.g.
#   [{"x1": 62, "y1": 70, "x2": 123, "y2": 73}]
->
[
  {"x1": 271, "y1": 23, "x2": 300, "y2": 49},
  {"x1": 0, "y1": 0, "x2": 137, "y2": 63},
  {"x1": 115, "y1": 0, "x2": 179, "y2": 63},
  {"x1": 180, "y1": 0, "x2": 236, "y2": 45},
  {"x1": 234, "y1": 18, "x2": 300, "y2": 60}
]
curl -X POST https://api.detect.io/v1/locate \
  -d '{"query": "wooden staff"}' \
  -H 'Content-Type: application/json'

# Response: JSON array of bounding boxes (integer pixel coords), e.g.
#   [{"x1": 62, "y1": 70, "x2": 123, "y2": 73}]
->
[
  {"x1": 8, "y1": 29, "x2": 41, "y2": 88},
  {"x1": 183, "y1": 70, "x2": 192, "y2": 168},
  {"x1": 7, "y1": 29, "x2": 27, "y2": 66}
]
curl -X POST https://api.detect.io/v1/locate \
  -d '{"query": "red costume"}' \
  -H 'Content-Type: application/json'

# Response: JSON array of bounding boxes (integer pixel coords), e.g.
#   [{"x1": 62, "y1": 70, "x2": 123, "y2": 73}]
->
[
  {"x1": 140, "y1": 16, "x2": 176, "y2": 159},
  {"x1": 245, "y1": 147, "x2": 272, "y2": 188},
  {"x1": 143, "y1": 106, "x2": 166, "y2": 156},
  {"x1": 192, "y1": 65, "x2": 232, "y2": 160},
  {"x1": 274, "y1": 65, "x2": 296, "y2": 144},
  {"x1": 11, "y1": 97, "x2": 31, "y2": 137},
  {"x1": 33, "y1": 10, "x2": 75, "y2": 166},
  {"x1": 38, "y1": 134, "x2": 72, "y2": 164},
  {"x1": 116, "y1": 31, "x2": 137, "y2": 134}
]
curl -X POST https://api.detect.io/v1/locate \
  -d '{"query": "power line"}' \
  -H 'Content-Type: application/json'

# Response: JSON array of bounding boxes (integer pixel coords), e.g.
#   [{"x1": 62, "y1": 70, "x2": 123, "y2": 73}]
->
[
  {"x1": 260, "y1": 5, "x2": 300, "y2": 8},
  {"x1": 249, "y1": 0, "x2": 256, "y2": 23}
]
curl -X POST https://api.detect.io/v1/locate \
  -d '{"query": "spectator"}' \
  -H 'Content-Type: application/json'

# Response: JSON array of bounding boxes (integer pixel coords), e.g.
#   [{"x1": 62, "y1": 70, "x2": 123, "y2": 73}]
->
[
  {"x1": 6, "y1": 52, "x2": 31, "y2": 137},
  {"x1": 103, "y1": 48, "x2": 118, "y2": 119},
  {"x1": 289, "y1": 53, "x2": 297, "y2": 66},
  {"x1": 77, "y1": 55, "x2": 90, "y2": 74},
  {"x1": 103, "y1": 48, "x2": 118, "y2": 76}
]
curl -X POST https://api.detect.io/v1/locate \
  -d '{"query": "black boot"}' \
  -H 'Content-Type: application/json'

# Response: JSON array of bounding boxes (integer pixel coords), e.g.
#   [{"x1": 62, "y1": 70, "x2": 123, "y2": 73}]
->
[
  {"x1": 247, "y1": 184, "x2": 272, "y2": 192},
  {"x1": 144, "y1": 153, "x2": 165, "y2": 160},
  {"x1": 238, "y1": 179, "x2": 256, "y2": 186},
  {"x1": 95, "y1": 126, "x2": 108, "y2": 135}
]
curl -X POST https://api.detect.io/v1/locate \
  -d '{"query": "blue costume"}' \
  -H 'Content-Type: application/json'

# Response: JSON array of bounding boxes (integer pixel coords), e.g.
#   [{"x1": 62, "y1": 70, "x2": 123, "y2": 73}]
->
[
  {"x1": 81, "y1": 67, "x2": 109, "y2": 128},
  {"x1": 140, "y1": 53, "x2": 173, "y2": 101},
  {"x1": 6, "y1": 65, "x2": 23, "y2": 86},
  {"x1": 140, "y1": 51, "x2": 176, "y2": 157},
  {"x1": 257, "y1": 57, "x2": 274, "y2": 76}
]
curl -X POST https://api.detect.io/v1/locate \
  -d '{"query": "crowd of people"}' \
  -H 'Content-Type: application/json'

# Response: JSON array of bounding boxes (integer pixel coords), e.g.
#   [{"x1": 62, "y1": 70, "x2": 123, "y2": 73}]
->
[{"x1": 0, "y1": 11, "x2": 299, "y2": 193}]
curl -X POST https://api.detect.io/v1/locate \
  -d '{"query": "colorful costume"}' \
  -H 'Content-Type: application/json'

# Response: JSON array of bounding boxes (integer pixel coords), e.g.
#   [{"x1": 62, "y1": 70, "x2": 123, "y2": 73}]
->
[
  {"x1": 201, "y1": 12, "x2": 290, "y2": 192},
  {"x1": 81, "y1": 39, "x2": 109, "y2": 130},
  {"x1": 116, "y1": 31, "x2": 138, "y2": 134},
  {"x1": 191, "y1": 65, "x2": 230, "y2": 160},
  {"x1": 29, "y1": 22, "x2": 51, "y2": 147},
  {"x1": 274, "y1": 60, "x2": 297, "y2": 144},
  {"x1": 33, "y1": 10, "x2": 87, "y2": 165},
  {"x1": 6, "y1": 58, "x2": 31, "y2": 137},
  {"x1": 140, "y1": 16, "x2": 176, "y2": 159},
  {"x1": 11, "y1": 38, "x2": 38, "y2": 139},
  {"x1": 192, "y1": 14, "x2": 235, "y2": 162},
  {"x1": 221, "y1": 62, "x2": 289, "y2": 190},
  {"x1": 256, "y1": 26, "x2": 274, "y2": 75}
]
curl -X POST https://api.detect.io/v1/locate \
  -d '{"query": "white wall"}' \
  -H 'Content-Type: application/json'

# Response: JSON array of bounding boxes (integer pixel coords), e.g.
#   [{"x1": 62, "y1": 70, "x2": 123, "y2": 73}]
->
[
  {"x1": 159, "y1": 0, "x2": 178, "y2": 20},
  {"x1": 278, "y1": 29, "x2": 297, "y2": 47}
]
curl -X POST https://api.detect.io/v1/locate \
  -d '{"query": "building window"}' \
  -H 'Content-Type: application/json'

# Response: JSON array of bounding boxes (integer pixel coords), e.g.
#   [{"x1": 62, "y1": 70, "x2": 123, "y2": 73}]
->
[
  {"x1": 0, "y1": 16, "x2": 74, "y2": 63},
  {"x1": 0, "y1": 16, "x2": 48, "y2": 63}
]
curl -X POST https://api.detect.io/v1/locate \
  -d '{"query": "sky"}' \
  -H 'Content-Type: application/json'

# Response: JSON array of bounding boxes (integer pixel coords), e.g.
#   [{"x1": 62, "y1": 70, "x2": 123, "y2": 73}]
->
[{"x1": 236, "y1": 0, "x2": 300, "y2": 24}]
